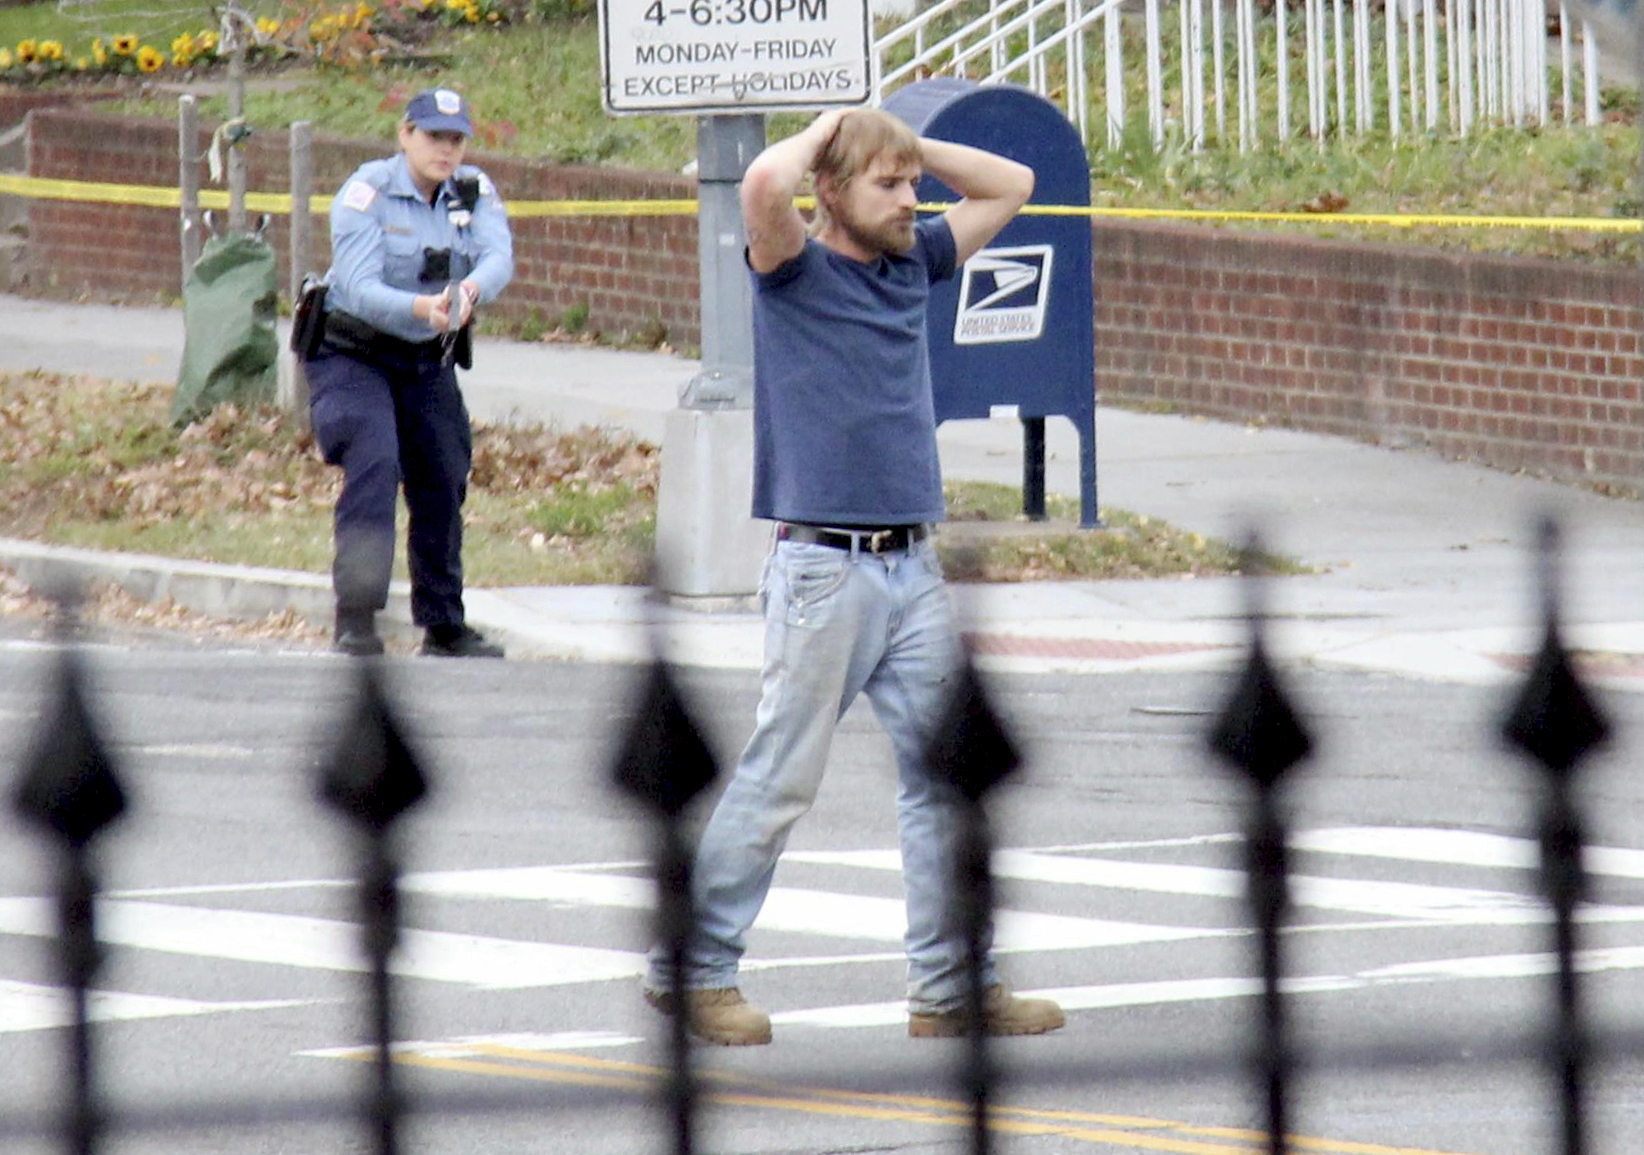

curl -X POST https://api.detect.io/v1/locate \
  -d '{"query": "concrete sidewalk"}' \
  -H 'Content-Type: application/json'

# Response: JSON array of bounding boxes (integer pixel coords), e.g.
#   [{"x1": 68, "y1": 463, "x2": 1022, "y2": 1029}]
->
[{"x1": 1, "y1": 292, "x2": 1639, "y2": 689}]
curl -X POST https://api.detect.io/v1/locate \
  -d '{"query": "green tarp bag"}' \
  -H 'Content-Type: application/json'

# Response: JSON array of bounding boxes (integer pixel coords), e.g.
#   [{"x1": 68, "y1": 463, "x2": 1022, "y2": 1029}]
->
[{"x1": 171, "y1": 232, "x2": 279, "y2": 426}]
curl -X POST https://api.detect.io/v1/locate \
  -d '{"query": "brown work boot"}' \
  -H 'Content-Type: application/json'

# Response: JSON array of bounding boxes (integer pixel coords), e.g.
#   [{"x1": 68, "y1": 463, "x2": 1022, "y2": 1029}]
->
[
  {"x1": 908, "y1": 985, "x2": 1066, "y2": 1039},
  {"x1": 643, "y1": 986, "x2": 772, "y2": 1046}
]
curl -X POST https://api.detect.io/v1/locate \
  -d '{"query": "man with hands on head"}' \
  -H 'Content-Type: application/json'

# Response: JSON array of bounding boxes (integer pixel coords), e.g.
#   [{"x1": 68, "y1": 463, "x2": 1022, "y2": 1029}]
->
[
  {"x1": 303, "y1": 87, "x2": 512, "y2": 659},
  {"x1": 642, "y1": 108, "x2": 1066, "y2": 1046}
]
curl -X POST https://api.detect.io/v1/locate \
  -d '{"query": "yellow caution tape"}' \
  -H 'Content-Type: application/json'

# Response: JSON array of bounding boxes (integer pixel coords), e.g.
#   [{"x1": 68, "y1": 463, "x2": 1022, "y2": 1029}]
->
[
  {"x1": 1017, "y1": 204, "x2": 1642, "y2": 231},
  {"x1": 0, "y1": 171, "x2": 1634, "y2": 232},
  {"x1": 0, "y1": 173, "x2": 308, "y2": 214},
  {"x1": 507, "y1": 198, "x2": 700, "y2": 218}
]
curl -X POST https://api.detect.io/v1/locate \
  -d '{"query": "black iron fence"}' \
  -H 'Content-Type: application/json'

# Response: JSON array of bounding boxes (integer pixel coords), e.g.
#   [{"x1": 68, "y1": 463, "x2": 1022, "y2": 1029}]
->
[{"x1": 2, "y1": 518, "x2": 1632, "y2": 1154}]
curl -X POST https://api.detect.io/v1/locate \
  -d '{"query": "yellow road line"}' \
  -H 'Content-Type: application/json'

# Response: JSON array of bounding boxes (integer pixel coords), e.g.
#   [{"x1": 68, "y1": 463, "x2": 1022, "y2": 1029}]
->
[
  {"x1": 0, "y1": 172, "x2": 1634, "y2": 231},
  {"x1": 391, "y1": 1049, "x2": 1255, "y2": 1152},
  {"x1": 319, "y1": 1042, "x2": 1485, "y2": 1155}
]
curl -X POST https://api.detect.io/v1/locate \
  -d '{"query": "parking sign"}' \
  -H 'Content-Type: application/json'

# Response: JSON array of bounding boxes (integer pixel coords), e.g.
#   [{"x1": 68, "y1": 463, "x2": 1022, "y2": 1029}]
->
[{"x1": 599, "y1": 0, "x2": 873, "y2": 114}]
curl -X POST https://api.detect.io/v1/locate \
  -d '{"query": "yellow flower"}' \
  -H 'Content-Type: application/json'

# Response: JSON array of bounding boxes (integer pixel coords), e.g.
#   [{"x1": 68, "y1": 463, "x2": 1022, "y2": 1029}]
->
[
  {"x1": 74, "y1": 56, "x2": 88, "y2": 69},
  {"x1": 486, "y1": 9, "x2": 500, "y2": 19},
  {"x1": 196, "y1": 29, "x2": 218, "y2": 51},
  {"x1": 172, "y1": 51, "x2": 193, "y2": 67},
  {"x1": 91, "y1": 38, "x2": 107, "y2": 65},
  {"x1": 16, "y1": 39, "x2": 36, "y2": 63},
  {"x1": 0, "y1": 48, "x2": 12, "y2": 68},
  {"x1": 136, "y1": 44, "x2": 164, "y2": 72},
  {"x1": 355, "y1": 2, "x2": 372, "y2": 23},
  {"x1": 112, "y1": 33, "x2": 138, "y2": 55},
  {"x1": 256, "y1": 16, "x2": 280, "y2": 35},
  {"x1": 38, "y1": 40, "x2": 63, "y2": 61},
  {"x1": 171, "y1": 32, "x2": 194, "y2": 55},
  {"x1": 464, "y1": 5, "x2": 479, "y2": 19}
]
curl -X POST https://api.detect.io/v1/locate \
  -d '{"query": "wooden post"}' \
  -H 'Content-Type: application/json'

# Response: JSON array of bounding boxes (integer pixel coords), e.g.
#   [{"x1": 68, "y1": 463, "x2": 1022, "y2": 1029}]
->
[
  {"x1": 289, "y1": 121, "x2": 312, "y2": 303},
  {"x1": 227, "y1": 8, "x2": 247, "y2": 235},
  {"x1": 283, "y1": 121, "x2": 314, "y2": 420},
  {"x1": 178, "y1": 95, "x2": 200, "y2": 290}
]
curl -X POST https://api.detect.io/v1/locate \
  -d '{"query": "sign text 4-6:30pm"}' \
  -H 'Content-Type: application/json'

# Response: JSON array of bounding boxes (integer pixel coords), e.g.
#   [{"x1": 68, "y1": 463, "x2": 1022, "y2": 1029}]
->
[{"x1": 642, "y1": 0, "x2": 826, "y2": 25}]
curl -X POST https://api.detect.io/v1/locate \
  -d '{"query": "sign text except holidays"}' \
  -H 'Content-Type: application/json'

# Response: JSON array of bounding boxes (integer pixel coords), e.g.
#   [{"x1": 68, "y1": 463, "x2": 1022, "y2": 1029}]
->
[{"x1": 599, "y1": 0, "x2": 871, "y2": 113}]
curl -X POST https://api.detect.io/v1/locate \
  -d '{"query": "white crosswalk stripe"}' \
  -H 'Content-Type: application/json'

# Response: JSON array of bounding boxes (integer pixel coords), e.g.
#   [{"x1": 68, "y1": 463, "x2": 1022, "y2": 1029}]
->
[
  {"x1": 3, "y1": 826, "x2": 1643, "y2": 1036},
  {"x1": 0, "y1": 978, "x2": 304, "y2": 1034},
  {"x1": 0, "y1": 897, "x2": 646, "y2": 989}
]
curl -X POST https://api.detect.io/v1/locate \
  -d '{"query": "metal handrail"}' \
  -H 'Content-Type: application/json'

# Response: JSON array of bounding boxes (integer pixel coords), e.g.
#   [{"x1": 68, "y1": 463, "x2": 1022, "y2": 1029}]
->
[
  {"x1": 871, "y1": 0, "x2": 1606, "y2": 152},
  {"x1": 981, "y1": 0, "x2": 1122, "y2": 84},
  {"x1": 879, "y1": 0, "x2": 1049, "y2": 90}
]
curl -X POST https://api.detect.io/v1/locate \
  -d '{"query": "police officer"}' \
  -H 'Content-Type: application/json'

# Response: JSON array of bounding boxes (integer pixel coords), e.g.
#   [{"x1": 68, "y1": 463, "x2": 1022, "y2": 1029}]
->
[{"x1": 304, "y1": 88, "x2": 513, "y2": 658}]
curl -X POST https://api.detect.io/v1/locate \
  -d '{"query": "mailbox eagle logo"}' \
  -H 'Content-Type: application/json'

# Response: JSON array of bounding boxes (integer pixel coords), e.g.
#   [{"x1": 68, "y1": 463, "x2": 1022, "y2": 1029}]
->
[{"x1": 953, "y1": 244, "x2": 1054, "y2": 345}]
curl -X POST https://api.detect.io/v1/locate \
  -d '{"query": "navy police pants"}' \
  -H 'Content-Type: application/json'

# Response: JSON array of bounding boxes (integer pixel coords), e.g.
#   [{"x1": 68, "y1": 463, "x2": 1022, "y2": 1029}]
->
[{"x1": 304, "y1": 345, "x2": 471, "y2": 629}]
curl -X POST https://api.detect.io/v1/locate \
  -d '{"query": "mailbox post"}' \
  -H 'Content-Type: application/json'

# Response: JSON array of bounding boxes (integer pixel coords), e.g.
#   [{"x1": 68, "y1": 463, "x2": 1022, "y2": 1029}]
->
[{"x1": 883, "y1": 79, "x2": 1099, "y2": 527}]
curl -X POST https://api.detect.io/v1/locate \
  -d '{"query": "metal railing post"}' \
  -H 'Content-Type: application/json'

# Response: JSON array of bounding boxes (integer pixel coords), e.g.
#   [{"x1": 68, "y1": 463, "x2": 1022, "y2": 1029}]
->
[
  {"x1": 318, "y1": 663, "x2": 434, "y2": 1155},
  {"x1": 924, "y1": 650, "x2": 1022, "y2": 1155},
  {"x1": 1501, "y1": 519, "x2": 1612, "y2": 1155},
  {"x1": 13, "y1": 599, "x2": 130, "y2": 1155},
  {"x1": 1209, "y1": 535, "x2": 1315, "y2": 1155},
  {"x1": 613, "y1": 654, "x2": 725, "y2": 1155}
]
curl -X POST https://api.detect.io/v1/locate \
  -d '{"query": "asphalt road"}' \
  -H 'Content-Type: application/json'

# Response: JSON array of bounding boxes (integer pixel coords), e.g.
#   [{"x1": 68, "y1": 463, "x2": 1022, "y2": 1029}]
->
[{"x1": 4, "y1": 629, "x2": 1644, "y2": 1155}]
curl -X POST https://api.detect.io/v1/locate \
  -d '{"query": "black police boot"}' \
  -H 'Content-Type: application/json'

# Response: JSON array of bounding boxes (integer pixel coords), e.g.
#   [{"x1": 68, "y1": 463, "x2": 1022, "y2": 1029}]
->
[
  {"x1": 334, "y1": 610, "x2": 384, "y2": 658},
  {"x1": 421, "y1": 623, "x2": 504, "y2": 659}
]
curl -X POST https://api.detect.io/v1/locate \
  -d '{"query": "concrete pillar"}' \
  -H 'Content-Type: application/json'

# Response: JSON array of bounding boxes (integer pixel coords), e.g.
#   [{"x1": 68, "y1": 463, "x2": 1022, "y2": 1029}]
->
[
  {"x1": 656, "y1": 114, "x2": 769, "y2": 598},
  {"x1": 655, "y1": 407, "x2": 769, "y2": 598}
]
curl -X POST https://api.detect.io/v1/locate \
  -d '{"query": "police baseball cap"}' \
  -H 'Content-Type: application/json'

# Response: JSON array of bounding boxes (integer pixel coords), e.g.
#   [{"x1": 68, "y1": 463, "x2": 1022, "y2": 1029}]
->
[{"x1": 404, "y1": 88, "x2": 473, "y2": 136}]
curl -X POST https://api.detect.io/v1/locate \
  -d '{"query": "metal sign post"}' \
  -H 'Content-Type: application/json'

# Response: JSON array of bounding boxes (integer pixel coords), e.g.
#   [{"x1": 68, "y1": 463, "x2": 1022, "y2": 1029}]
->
[
  {"x1": 653, "y1": 114, "x2": 771, "y2": 598},
  {"x1": 599, "y1": 0, "x2": 870, "y2": 598}
]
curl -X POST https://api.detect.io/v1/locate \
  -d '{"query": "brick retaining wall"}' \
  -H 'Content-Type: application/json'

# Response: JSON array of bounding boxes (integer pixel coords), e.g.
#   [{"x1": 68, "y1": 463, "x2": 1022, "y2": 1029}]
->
[
  {"x1": 1092, "y1": 221, "x2": 1643, "y2": 492},
  {"x1": 19, "y1": 107, "x2": 699, "y2": 348},
  {"x1": 10, "y1": 106, "x2": 1641, "y2": 493}
]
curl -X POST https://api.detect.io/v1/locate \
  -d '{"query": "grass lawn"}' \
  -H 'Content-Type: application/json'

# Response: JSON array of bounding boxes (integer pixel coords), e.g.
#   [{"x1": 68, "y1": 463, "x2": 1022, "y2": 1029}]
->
[{"x1": 0, "y1": 372, "x2": 1297, "y2": 585}]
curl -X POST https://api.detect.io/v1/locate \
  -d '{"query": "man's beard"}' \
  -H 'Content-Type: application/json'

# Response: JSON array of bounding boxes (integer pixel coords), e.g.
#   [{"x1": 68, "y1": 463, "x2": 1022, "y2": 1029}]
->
[{"x1": 833, "y1": 202, "x2": 916, "y2": 257}]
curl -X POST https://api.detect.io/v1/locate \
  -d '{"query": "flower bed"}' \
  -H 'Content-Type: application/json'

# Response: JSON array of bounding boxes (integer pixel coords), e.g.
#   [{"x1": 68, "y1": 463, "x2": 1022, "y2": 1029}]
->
[{"x1": 0, "y1": 0, "x2": 583, "y2": 80}]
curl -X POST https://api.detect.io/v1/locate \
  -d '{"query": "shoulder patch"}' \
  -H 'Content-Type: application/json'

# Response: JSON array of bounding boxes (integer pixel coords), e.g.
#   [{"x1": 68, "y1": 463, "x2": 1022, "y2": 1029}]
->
[{"x1": 340, "y1": 180, "x2": 376, "y2": 212}]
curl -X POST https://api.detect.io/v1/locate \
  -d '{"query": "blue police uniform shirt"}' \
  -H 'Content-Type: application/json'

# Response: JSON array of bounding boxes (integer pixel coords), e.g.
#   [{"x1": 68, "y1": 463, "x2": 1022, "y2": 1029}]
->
[
  {"x1": 749, "y1": 217, "x2": 957, "y2": 526},
  {"x1": 325, "y1": 152, "x2": 513, "y2": 345}
]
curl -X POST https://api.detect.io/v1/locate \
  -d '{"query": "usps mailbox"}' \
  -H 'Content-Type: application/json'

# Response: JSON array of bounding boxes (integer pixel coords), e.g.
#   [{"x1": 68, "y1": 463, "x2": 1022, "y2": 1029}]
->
[{"x1": 883, "y1": 79, "x2": 1098, "y2": 527}]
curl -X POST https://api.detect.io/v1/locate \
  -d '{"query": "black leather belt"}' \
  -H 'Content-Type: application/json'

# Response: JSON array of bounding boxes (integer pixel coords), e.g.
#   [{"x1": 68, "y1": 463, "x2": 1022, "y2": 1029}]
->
[{"x1": 778, "y1": 523, "x2": 929, "y2": 554}]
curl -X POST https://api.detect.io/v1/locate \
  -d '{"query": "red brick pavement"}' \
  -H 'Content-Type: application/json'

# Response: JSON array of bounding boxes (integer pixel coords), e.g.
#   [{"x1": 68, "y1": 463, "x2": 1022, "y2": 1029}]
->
[{"x1": 1488, "y1": 652, "x2": 1644, "y2": 680}]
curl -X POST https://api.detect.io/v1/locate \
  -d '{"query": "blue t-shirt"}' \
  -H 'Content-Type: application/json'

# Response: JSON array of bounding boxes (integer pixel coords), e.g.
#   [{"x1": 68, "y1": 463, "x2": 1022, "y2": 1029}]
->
[{"x1": 750, "y1": 217, "x2": 958, "y2": 526}]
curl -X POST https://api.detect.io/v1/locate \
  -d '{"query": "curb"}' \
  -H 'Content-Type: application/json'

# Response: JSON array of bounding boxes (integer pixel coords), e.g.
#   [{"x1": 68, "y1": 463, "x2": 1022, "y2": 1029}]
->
[
  {"x1": 3, "y1": 536, "x2": 1642, "y2": 688},
  {"x1": 0, "y1": 536, "x2": 412, "y2": 649}
]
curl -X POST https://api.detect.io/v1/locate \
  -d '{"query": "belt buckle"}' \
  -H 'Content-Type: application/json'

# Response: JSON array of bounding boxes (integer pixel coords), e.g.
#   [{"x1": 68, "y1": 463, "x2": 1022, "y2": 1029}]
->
[{"x1": 868, "y1": 529, "x2": 895, "y2": 554}]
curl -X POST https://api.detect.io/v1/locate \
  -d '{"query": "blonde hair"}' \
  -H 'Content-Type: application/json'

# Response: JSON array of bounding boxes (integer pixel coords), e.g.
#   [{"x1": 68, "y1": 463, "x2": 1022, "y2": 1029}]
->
[{"x1": 810, "y1": 109, "x2": 922, "y2": 236}]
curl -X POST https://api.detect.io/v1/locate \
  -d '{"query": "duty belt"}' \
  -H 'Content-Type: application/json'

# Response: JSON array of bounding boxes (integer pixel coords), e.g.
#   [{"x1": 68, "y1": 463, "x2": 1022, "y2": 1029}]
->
[{"x1": 322, "y1": 309, "x2": 444, "y2": 363}]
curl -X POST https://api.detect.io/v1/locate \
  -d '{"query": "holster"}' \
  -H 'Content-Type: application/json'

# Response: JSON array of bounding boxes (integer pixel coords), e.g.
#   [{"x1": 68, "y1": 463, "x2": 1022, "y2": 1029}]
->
[{"x1": 290, "y1": 277, "x2": 328, "y2": 359}]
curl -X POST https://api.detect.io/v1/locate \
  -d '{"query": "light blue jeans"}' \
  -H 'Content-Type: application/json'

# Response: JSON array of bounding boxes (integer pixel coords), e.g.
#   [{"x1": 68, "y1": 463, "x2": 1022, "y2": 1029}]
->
[{"x1": 646, "y1": 535, "x2": 997, "y2": 1014}]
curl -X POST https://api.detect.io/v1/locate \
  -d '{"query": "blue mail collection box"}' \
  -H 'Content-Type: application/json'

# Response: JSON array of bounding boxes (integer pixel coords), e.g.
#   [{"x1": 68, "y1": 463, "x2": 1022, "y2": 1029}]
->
[{"x1": 882, "y1": 78, "x2": 1098, "y2": 527}]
